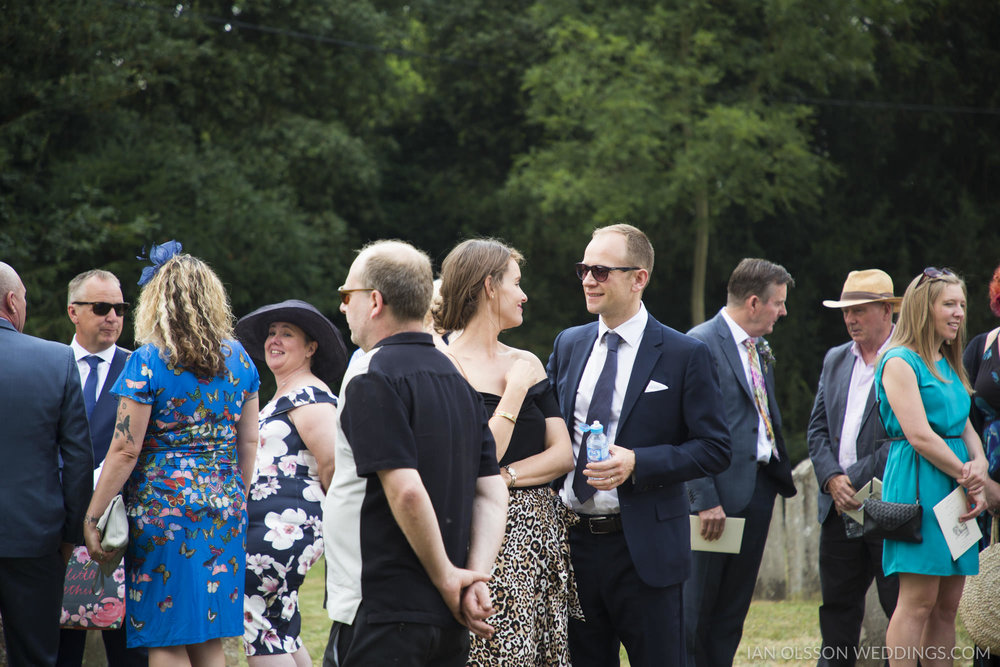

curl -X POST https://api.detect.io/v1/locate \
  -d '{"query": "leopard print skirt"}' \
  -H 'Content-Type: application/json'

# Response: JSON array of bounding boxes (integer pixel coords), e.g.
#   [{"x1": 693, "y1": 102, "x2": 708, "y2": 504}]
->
[{"x1": 468, "y1": 487, "x2": 583, "y2": 666}]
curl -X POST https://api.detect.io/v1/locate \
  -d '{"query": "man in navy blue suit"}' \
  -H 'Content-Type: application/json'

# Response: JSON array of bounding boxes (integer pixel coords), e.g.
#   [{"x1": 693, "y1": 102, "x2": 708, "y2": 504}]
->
[
  {"x1": 57, "y1": 270, "x2": 146, "y2": 666},
  {"x1": 685, "y1": 258, "x2": 798, "y2": 667},
  {"x1": 547, "y1": 224, "x2": 731, "y2": 667},
  {"x1": 0, "y1": 262, "x2": 93, "y2": 666}
]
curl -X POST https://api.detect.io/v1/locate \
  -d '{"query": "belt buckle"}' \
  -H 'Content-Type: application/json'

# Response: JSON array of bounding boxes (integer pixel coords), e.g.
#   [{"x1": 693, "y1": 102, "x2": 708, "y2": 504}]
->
[{"x1": 587, "y1": 515, "x2": 620, "y2": 535}]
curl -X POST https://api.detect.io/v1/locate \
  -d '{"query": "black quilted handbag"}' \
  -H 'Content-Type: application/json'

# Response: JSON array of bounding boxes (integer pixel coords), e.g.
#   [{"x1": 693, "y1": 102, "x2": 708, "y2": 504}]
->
[
  {"x1": 863, "y1": 429, "x2": 923, "y2": 543},
  {"x1": 863, "y1": 496, "x2": 922, "y2": 543}
]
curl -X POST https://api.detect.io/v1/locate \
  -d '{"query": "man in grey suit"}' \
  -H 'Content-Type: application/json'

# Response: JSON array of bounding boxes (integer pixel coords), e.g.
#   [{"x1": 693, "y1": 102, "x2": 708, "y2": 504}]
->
[
  {"x1": 0, "y1": 262, "x2": 93, "y2": 666},
  {"x1": 807, "y1": 269, "x2": 901, "y2": 666},
  {"x1": 685, "y1": 258, "x2": 797, "y2": 667}
]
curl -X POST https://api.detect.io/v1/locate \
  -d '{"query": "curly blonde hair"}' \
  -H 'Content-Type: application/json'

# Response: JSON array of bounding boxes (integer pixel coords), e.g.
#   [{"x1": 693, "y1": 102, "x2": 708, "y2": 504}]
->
[
  {"x1": 133, "y1": 254, "x2": 235, "y2": 378},
  {"x1": 888, "y1": 270, "x2": 971, "y2": 393}
]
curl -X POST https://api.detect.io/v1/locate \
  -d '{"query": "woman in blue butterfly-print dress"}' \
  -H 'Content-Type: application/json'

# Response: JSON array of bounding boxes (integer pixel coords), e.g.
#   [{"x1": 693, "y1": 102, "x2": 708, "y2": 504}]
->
[
  {"x1": 235, "y1": 300, "x2": 347, "y2": 665},
  {"x1": 85, "y1": 250, "x2": 260, "y2": 664}
]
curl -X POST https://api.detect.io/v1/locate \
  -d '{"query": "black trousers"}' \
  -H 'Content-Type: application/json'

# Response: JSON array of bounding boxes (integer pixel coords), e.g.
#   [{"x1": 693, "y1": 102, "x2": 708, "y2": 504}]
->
[
  {"x1": 684, "y1": 469, "x2": 777, "y2": 667},
  {"x1": 567, "y1": 524, "x2": 685, "y2": 667},
  {"x1": 817, "y1": 511, "x2": 899, "y2": 667},
  {"x1": 56, "y1": 626, "x2": 148, "y2": 667},
  {"x1": 0, "y1": 551, "x2": 65, "y2": 667},
  {"x1": 323, "y1": 601, "x2": 469, "y2": 667}
]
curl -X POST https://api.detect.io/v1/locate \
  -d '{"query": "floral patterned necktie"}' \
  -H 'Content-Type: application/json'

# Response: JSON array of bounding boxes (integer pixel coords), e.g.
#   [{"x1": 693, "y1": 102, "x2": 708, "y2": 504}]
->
[{"x1": 743, "y1": 338, "x2": 778, "y2": 459}]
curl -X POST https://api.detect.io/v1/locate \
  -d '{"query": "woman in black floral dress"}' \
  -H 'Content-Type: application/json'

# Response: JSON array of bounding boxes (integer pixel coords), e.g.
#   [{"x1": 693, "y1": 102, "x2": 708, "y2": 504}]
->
[{"x1": 236, "y1": 300, "x2": 347, "y2": 665}]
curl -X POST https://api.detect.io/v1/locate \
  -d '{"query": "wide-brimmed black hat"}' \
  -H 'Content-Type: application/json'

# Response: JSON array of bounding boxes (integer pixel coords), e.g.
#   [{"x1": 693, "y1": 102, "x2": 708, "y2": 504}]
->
[{"x1": 236, "y1": 299, "x2": 348, "y2": 389}]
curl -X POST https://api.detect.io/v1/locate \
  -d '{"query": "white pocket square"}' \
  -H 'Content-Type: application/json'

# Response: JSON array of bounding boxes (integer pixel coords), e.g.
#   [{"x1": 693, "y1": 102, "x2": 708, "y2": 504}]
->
[{"x1": 644, "y1": 380, "x2": 668, "y2": 393}]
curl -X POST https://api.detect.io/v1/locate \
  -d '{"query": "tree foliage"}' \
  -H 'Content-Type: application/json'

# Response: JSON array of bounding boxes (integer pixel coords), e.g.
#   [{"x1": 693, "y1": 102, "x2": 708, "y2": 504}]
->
[
  {"x1": 3, "y1": 0, "x2": 999, "y2": 462},
  {"x1": 510, "y1": 1, "x2": 881, "y2": 325},
  {"x1": 1, "y1": 0, "x2": 402, "y2": 342}
]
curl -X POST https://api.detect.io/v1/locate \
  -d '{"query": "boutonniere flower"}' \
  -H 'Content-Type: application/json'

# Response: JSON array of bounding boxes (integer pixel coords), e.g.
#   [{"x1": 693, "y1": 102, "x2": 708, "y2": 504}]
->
[{"x1": 756, "y1": 339, "x2": 776, "y2": 371}]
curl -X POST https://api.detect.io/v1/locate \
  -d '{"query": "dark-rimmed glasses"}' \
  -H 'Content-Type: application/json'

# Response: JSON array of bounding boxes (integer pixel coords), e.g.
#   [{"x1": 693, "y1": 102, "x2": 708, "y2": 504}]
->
[
  {"x1": 337, "y1": 287, "x2": 375, "y2": 305},
  {"x1": 72, "y1": 301, "x2": 129, "y2": 316},
  {"x1": 574, "y1": 263, "x2": 641, "y2": 283},
  {"x1": 916, "y1": 266, "x2": 955, "y2": 287}
]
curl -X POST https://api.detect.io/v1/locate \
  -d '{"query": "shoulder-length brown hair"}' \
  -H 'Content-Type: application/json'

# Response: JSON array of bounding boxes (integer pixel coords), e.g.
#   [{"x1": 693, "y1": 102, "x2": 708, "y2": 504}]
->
[
  {"x1": 133, "y1": 254, "x2": 235, "y2": 378},
  {"x1": 887, "y1": 270, "x2": 971, "y2": 393},
  {"x1": 433, "y1": 239, "x2": 523, "y2": 333}
]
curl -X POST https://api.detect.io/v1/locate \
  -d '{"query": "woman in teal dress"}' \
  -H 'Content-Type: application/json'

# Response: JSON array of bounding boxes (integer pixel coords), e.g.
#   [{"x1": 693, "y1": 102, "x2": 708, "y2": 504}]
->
[
  {"x1": 84, "y1": 247, "x2": 260, "y2": 665},
  {"x1": 876, "y1": 267, "x2": 988, "y2": 666}
]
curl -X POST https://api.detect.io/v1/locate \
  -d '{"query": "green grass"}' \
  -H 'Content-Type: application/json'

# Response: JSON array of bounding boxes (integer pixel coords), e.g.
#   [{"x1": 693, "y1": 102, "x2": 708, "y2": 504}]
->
[
  {"x1": 298, "y1": 563, "x2": 333, "y2": 662},
  {"x1": 234, "y1": 574, "x2": 976, "y2": 667}
]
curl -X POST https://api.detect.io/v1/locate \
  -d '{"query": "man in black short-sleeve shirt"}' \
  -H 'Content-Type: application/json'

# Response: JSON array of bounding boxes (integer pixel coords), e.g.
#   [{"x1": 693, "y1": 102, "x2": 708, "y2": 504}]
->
[{"x1": 323, "y1": 240, "x2": 508, "y2": 667}]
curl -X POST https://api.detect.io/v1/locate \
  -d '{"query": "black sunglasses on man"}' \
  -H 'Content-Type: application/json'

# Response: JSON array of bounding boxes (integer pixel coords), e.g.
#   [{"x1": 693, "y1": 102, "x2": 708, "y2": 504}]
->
[
  {"x1": 72, "y1": 301, "x2": 130, "y2": 317},
  {"x1": 574, "y1": 263, "x2": 641, "y2": 283}
]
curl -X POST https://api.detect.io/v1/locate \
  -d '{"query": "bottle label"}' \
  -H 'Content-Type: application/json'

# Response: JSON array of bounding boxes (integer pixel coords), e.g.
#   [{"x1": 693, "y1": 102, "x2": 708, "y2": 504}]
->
[{"x1": 587, "y1": 434, "x2": 609, "y2": 462}]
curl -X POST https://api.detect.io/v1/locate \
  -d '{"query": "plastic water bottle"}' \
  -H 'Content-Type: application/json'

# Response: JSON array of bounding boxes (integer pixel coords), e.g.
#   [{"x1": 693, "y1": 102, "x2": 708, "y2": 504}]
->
[{"x1": 586, "y1": 421, "x2": 609, "y2": 463}]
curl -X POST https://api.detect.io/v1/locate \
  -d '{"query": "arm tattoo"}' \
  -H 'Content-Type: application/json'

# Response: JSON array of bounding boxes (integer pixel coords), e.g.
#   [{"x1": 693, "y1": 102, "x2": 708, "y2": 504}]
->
[{"x1": 114, "y1": 410, "x2": 136, "y2": 446}]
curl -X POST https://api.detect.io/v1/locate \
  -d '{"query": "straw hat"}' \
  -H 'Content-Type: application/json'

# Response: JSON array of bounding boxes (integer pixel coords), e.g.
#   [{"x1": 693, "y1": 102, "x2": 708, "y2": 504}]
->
[
  {"x1": 958, "y1": 517, "x2": 1000, "y2": 655},
  {"x1": 236, "y1": 300, "x2": 347, "y2": 389},
  {"x1": 822, "y1": 269, "x2": 901, "y2": 311}
]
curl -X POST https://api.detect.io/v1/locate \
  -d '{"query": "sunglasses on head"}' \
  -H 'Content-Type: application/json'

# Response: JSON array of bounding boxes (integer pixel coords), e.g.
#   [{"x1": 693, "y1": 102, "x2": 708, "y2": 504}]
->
[
  {"x1": 916, "y1": 266, "x2": 955, "y2": 287},
  {"x1": 574, "y1": 263, "x2": 641, "y2": 283},
  {"x1": 73, "y1": 301, "x2": 129, "y2": 316},
  {"x1": 337, "y1": 287, "x2": 375, "y2": 305}
]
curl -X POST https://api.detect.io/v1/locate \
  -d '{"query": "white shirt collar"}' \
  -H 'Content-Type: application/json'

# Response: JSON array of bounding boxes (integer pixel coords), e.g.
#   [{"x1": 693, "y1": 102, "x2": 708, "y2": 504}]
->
[
  {"x1": 598, "y1": 303, "x2": 648, "y2": 348},
  {"x1": 719, "y1": 307, "x2": 754, "y2": 347},
  {"x1": 849, "y1": 326, "x2": 894, "y2": 365},
  {"x1": 71, "y1": 336, "x2": 117, "y2": 364}
]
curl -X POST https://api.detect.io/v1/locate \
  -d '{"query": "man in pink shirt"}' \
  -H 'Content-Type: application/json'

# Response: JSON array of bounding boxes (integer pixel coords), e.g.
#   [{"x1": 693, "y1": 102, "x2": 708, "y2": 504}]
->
[{"x1": 807, "y1": 269, "x2": 901, "y2": 666}]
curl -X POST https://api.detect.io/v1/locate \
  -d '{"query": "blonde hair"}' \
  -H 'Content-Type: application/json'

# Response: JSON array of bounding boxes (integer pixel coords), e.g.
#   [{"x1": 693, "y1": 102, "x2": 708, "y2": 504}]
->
[
  {"x1": 67, "y1": 269, "x2": 120, "y2": 307},
  {"x1": 133, "y1": 254, "x2": 235, "y2": 378},
  {"x1": 593, "y1": 223, "x2": 654, "y2": 273},
  {"x1": 433, "y1": 239, "x2": 523, "y2": 333},
  {"x1": 887, "y1": 270, "x2": 971, "y2": 392}
]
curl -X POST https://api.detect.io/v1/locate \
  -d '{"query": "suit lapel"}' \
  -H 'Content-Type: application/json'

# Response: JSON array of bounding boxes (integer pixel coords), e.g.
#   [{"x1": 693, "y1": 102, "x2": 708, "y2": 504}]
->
[
  {"x1": 564, "y1": 325, "x2": 598, "y2": 427},
  {"x1": 857, "y1": 372, "x2": 880, "y2": 457},
  {"x1": 826, "y1": 347, "x2": 855, "y2": 441},
  {"x1": 618, "y1": 317, "x2": 662, "y2": 432},
  {"x1": 94, "y1": 347, "x2": 128, "y2": 414},
  {"x1": 715, "y1": 316, "x2": 754, "y2": 402},
  {"x1": 763, "y1": 361, "x2": 782, "y2": 429}
]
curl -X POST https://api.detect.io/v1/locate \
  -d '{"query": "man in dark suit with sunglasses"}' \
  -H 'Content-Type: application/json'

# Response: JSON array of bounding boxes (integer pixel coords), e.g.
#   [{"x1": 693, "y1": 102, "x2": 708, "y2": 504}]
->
[
  {"x1": 58, "y1": 270, "x2": 145, "y2": 667},
  {"x1": 0, "y1": 262, "x2": 93, "y2": 666},
  {"x1": 547, "y1": 224, "x2": 731, "y2": 667}
]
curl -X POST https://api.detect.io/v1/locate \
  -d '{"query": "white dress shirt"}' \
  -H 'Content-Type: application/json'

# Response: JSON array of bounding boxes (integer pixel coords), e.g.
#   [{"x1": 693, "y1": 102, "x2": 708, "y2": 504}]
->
[
  {"x1": 71, "y1": 336, "x2": 117, "y2": 405},
  {"x1": 719, "y1": 308, "x2": 772, "y2": 464},
  {"x1": 561, "y1": 304, "x2": 648, "y2": 515},
  {"x1": 838, "y1": 332, "x2": 893, "y2": 469}
]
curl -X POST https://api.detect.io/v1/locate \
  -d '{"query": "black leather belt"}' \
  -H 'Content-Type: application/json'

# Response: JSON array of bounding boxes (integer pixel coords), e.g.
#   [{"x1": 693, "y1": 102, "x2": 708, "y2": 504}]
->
[{"x1": 577, "y1": 514, "x2": 623, "y2": 535}]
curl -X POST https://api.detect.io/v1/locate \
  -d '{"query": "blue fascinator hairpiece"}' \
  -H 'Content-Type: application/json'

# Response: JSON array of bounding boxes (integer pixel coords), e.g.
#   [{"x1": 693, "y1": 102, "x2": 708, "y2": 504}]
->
[{"x1": 137, "y1": 240, "x2": 183, "y2": 286}]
